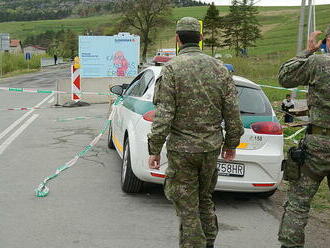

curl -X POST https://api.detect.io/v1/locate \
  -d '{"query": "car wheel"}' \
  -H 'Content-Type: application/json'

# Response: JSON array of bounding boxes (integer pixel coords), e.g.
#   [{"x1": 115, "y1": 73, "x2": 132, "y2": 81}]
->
[
  {"x1": 257, "y1": 189, "x2": 277, "y2": 198},
  {"x1": 107, "y1": 124, "x2": 115, "y2": 149},
  {"x1": 121, "y1": 138, "x2": 143, "y2": 193}
]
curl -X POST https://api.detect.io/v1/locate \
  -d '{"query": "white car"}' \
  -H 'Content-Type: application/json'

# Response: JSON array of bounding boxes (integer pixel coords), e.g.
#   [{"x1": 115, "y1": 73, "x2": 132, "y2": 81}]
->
[{"x1": 108, "y1": 66, "x2": 284, "y2": 197}]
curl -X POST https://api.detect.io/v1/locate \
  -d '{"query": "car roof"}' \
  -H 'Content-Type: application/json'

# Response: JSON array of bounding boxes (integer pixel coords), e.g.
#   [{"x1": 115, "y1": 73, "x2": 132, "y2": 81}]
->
[
  {"x1": 146, "y1": 66, "x2": 261, "y2": 90},
  {"x1": 233, "y1": 75, "x2": 261, "y2": 90},
  {"x1": 143, "y1": 66, "x2": 162, "y2": 77}
]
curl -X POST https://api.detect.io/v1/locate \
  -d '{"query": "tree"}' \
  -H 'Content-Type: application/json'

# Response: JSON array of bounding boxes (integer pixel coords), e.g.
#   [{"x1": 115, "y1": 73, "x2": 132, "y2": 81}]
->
[
  {"x1": 116, "y1": 0, "x2": 172, "y2": 62},
  {"x1": 222, "y1": 0, "x2": 261, "y2": 56},
  {"x1": 203, "y1": 2, "x2": 222, "y2": 57}
]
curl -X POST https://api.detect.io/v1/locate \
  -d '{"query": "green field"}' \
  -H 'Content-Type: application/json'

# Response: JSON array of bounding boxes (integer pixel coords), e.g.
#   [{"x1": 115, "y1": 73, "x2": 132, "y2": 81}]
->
[{"x1": 1, "y1": 5, "x2": 329, "y2": 58}]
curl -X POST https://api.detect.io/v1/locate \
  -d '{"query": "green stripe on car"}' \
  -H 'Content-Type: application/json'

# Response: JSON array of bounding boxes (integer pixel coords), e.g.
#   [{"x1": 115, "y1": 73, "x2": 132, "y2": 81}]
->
[{"x1": 119, "y1": 96, "x2": 277, "y2": 128}]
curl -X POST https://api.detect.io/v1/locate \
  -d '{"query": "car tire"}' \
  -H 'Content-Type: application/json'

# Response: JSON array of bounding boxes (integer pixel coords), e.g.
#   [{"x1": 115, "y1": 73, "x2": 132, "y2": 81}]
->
[
  {"x1": 107, "y1": 124, "x2": 115, "y2": 149},
  {"x1": 257, "y1": 189, "x2": 277, "y2": 198},
  {"x1": 121, "y1": 139, "x2": 143, "y2": 193}
]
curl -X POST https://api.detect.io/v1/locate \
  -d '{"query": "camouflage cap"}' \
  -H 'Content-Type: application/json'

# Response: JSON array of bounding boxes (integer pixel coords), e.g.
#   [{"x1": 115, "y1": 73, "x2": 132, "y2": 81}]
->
[
  {"x1": 325, "y1": 25, "x2": 330, "y2": 37},
  {"x1": 176, "y1": 17, "x2": 200, "y2": 32}
]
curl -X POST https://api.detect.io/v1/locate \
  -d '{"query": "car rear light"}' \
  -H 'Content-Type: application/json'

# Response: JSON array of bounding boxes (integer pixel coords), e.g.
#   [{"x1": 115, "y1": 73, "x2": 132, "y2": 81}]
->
[
  {"x1": 143, "y1": 110, "x2": 156, "y2": 122},
  {"x1": 150, "y1": 172, "x2": 166, "y2": 178},
  {"x1": 252, "y1": 183, "x2": 275, "y2": 187},
  {"x1": 251, "y1": 121, "x2": 283, "y2": 135}
]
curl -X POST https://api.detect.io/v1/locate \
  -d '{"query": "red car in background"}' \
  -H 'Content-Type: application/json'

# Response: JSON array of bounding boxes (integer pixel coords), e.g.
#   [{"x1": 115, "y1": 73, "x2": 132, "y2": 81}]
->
[{"x1": 153, "y1": 49, "x2": 176, "y2": 65}]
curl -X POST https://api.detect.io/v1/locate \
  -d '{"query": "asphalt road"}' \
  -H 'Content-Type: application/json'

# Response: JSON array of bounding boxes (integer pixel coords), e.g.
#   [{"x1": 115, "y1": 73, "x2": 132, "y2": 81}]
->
[{"x1": 0, "y1": 67, "x2": 317, "y2": 248}]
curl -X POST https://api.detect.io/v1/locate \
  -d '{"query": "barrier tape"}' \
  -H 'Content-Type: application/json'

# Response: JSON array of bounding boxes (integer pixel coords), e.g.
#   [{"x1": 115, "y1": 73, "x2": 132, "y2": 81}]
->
[
  {"x1": 35, "y1": 118, "x2": 111, "y2": 197},
  {"x1": 258, "y1": 84, "x2": 308, "y2": 93},
  {"x1": 0, "y1": 85, "x2": 307, "y2": 96},
  {"x1": 0, "y1": 106, "x2": 60, "y2": 111},
  {"x1": 284, "y1": 127, "x2": 307, "y2": 140},
  {"x1": 0, "y1": 87, "x2": 114, "y2": 96}
]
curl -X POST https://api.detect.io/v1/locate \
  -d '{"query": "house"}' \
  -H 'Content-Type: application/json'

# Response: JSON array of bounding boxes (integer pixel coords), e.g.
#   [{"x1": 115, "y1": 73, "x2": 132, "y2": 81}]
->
[
  {"x1": 23, "y1": 45, "x2": 47, "y2": 56},
  {"x1": 9, "y1": 39, "x2": 22, "y2": 54}
]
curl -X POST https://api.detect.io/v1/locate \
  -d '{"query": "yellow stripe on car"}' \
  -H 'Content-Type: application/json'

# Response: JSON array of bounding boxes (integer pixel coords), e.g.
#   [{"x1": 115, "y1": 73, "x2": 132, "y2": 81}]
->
[
  {"x1": 113, "y1": 135, "x2": 123, "y2": 153},
  {"x1": 237, "y1": 143, "x2": 249, "y2": 149}
]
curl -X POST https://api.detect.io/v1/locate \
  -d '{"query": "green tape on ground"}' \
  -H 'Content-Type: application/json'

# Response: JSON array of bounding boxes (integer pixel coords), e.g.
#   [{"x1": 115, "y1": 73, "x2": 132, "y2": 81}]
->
[
  {"x1": 9, "y1": 88, "x2": 23, "y2": 92},
  {"x1": 34, "y1": 119, "x2": 111, "y2": 197},
  {"x1": 37, "y1": 90, "x2": 53, "y2": 94}
]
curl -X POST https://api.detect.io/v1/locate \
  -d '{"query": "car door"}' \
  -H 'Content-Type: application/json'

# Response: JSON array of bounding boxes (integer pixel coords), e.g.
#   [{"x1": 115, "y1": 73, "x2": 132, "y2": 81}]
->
[
  {"x1": 116, "y1": 70, "x2": 155, "y2": 153},
  {"x1": 111, "y1": 72, "x2": 145, "y2": 155}
]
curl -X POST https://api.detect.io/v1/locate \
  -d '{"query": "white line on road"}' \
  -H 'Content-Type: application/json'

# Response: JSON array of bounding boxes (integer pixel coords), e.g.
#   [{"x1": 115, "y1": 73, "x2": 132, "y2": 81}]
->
[
  {"x1": 0, "y1": 114, "x2": 39, "y2": 155},
  {"x1": 48, "y1": 97, "x2": 55, "y2": 104},
  {"x1": 0, "y1": 93, "x2": 54, "y2": 141}
]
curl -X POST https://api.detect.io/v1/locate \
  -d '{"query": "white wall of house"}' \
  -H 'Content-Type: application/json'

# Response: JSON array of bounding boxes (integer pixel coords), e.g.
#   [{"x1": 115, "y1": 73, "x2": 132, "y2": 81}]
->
[
  {"x1": 23, "y1": 46, "x2": 47, "y2": 55},
  {"x1": 9, "y1": 46, "x2": 22, "y2": 54}
]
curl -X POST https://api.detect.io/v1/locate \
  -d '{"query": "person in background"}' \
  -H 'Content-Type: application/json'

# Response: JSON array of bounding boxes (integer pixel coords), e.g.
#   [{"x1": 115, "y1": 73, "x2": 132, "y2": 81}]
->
[
  {"x1": 281, "y1": 94, "x2": 295, "y2": 123},
  {"x1": 54, "y1": 54, "x2": 58, "y2": 65}
]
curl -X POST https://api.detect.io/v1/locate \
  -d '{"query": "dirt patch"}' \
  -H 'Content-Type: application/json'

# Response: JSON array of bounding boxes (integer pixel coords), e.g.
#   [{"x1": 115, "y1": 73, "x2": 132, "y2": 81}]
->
[{"x1": 265, "y1": 182, "x2": 330, "y2": 248}]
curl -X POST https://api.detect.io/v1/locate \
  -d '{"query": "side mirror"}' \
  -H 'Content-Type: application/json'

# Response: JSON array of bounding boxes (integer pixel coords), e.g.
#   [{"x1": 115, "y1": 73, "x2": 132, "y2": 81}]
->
[{"x1": 110, "y1": 85, "x2": 124, "y2": 96}]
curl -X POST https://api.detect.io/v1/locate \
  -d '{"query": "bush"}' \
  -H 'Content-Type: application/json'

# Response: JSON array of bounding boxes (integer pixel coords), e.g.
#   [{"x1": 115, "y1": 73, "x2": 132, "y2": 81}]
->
[{"x1": 0, "y1": 52, "x2": 45, "y2": 75}]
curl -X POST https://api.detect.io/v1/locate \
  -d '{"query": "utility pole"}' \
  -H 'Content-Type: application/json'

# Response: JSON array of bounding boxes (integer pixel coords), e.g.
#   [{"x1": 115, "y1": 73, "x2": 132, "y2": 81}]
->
[
  {"x1": 297, "y1": 0, "x2": 306, "y2": 54},
  {"x1": 307, "y1": 0, "x2": 316, "y2": 38}
]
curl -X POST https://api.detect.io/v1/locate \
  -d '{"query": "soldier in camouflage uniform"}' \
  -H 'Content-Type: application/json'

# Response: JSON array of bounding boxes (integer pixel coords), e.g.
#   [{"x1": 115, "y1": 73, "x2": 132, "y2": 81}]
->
[
  {"x1": 278, "y1": 27, "x2": 330, "y2": 248},
  {"x1": 147, "y1": 17, "x2": 244, "y2": 248}
]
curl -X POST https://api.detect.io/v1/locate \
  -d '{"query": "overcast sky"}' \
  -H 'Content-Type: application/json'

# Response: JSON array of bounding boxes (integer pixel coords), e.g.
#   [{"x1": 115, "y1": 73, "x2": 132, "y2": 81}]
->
[{"x1": 204, "y1": 0, "x2": 330, "y2": 6}]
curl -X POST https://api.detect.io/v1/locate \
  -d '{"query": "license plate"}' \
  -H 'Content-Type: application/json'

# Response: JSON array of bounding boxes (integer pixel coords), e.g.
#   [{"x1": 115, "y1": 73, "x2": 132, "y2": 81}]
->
[{"x1": 217, "y1": 161, "x2": 245, "y2": 177}]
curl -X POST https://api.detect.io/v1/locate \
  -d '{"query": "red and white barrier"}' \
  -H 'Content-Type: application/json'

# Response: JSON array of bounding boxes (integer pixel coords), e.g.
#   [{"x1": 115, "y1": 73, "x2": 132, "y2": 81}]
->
[{"x1": 71, "y1": 65, "x2": 81, "y2": 102}]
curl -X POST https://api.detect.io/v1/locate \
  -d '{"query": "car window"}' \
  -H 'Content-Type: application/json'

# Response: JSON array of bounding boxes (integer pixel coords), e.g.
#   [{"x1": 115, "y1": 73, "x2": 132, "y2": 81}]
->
[
  {"x1": 124, "y1": 72, "x2": 144, "y2": 95},
  {"x1": 144, "y1": 76, "x2": 159, "y2": 100},
  {"x1": 125, "y1": 70, "x2": 154, "y2": 97},
  {"x1": 146, "y1": 78, "x2": 272, "y2": 115},
  {"x1": 237, "y1": 86, "x2": 272, "y2": 115}
]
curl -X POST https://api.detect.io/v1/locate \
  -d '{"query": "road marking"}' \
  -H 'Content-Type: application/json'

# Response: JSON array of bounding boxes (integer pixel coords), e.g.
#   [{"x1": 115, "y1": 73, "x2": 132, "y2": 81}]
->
[
  {"x1": 48, "y1": 97, "x2": 55, "y2": 104},
  {"x1": 0, "y1": 114, "x2": 39, "y2": 155},
  {"x1": 0, "y1": 93, "x2": 54, "y2": 141}
]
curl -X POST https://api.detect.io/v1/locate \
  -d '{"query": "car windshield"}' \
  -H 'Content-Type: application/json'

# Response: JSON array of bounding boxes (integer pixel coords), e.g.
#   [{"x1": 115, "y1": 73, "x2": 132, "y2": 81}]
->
[{"x1": 237, "y1": 86, "x2": 272, "y2": 116}]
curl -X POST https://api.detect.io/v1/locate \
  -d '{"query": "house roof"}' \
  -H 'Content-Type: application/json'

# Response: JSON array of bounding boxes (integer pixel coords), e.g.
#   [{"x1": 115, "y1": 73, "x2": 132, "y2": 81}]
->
[{"x1": 10, "y1": 39, "x2": 21, "y2": 47}]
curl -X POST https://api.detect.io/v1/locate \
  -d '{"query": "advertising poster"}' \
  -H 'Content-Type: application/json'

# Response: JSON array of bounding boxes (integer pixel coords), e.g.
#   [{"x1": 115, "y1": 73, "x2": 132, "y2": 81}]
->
[{"x1": 79, "y1": 33, "x2": 140, "y2": 78}]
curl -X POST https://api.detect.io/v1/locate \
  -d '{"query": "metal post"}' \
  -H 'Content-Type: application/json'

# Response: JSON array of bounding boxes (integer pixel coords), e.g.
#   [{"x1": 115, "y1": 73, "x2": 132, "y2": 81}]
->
[
  {"x1": 297, "y1": 0, "x2": 307, "y2": 54},
  {"x1": 307, "y1": 0, "x2": 316, "y2": 38},
  {"x1": 0, "y1": 36, "x2": 2, "y2": 78},
  {"x1": 0, "y1": 52, "x2": 2, "y2": 78}
]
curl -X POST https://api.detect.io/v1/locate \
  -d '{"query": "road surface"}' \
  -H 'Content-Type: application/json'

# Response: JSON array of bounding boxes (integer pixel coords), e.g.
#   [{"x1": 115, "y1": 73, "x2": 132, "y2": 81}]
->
[{"x1": 0, "y1": 67, "x2": 320, "y2": 248}]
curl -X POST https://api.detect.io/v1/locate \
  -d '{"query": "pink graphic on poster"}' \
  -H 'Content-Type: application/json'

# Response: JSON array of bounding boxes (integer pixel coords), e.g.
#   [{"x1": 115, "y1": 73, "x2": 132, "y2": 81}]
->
[{"x1": 113, "y1": 51, "x2": 128, "y2": 77}]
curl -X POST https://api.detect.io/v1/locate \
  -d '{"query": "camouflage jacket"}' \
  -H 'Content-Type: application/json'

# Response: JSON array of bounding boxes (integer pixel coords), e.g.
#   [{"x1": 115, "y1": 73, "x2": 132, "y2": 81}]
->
[
  {"x1": 147, "y1": 44, "x2": 244, "y2": 155},
  {"x1": 279, "y1": 51, "x2": 330, "y2": 176},
  {"x1": 279, "y1": 51, "x2": 330, "y2": 129}
]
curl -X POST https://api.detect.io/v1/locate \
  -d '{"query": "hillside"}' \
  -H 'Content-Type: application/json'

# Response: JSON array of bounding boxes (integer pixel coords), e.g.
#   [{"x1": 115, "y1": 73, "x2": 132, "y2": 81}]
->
[
  {"x1": 0, "y1": 0, "x2": 206, "y2": 22},
  {"x1": 1, "y1": 5, "x2": 329, "y2": 56}
]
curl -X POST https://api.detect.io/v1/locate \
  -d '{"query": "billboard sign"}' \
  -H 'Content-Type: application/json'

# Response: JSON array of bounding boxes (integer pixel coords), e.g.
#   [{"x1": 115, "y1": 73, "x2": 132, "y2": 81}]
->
[
  {"x1": 0, "y1": 33, "x2": 10, "y2": 51},
  {"x1": 79, "y1": 33, "x2": 140, "y2": 78}
]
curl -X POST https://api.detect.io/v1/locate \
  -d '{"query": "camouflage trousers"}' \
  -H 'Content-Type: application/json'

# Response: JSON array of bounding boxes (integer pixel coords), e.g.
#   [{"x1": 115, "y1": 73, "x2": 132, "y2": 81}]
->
[
  {"x1": 164, "y1": 150, "x2": 220, "y2": 248},
  {"x1": 278, "y1": 166, "x2": 329, "y2": 247}
]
